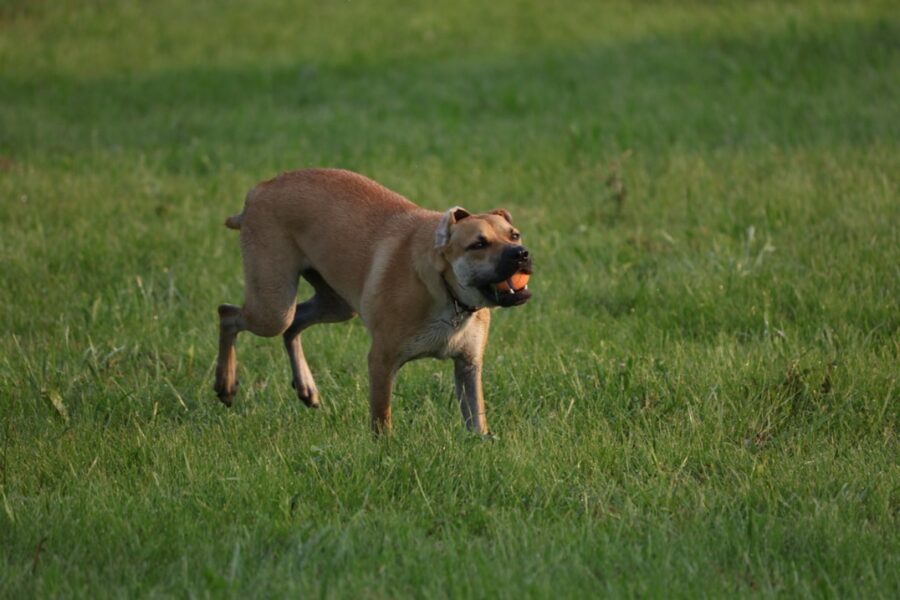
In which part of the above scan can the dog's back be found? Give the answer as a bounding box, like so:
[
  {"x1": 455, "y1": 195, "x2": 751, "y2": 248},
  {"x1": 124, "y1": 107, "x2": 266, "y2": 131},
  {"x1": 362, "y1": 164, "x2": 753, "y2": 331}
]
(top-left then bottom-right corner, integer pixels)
[{"x1": 227, "y1": 169, "x2": 417, "y2": 230}]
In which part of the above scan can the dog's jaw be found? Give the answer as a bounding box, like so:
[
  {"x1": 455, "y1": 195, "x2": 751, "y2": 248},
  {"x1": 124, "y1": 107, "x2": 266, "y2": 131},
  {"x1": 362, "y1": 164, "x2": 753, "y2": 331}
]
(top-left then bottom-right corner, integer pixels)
[
  {"x1": 448, "y1": 258, "x2": 495, "y2": 309},
  {"x1": 479, "y1": 282, "x2": 532, "y2": 307},
  {"x1": 448, "y1": 260, "x2": 533, "y2": 309}
]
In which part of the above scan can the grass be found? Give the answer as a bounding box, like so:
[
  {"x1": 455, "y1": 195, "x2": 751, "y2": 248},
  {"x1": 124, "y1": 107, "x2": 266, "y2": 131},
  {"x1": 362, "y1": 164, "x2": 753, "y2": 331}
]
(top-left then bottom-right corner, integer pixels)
[{"x1": 1, "y1": 0, "x2": 898, "y2": 597}]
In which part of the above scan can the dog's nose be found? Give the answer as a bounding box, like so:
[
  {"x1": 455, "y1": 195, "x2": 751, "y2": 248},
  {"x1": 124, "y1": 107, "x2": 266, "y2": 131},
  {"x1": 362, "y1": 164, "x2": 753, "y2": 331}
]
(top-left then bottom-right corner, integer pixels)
[
  {"x1": 503, "y1": 245, "x2": 532, "y2": 269},
  {"x1": 513, "y1": 246, "x2": 531, "y2": 267}
]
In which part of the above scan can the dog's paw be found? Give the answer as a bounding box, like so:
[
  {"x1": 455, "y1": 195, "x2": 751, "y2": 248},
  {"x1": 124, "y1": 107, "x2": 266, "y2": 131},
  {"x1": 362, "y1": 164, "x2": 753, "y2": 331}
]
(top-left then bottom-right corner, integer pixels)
[
  {"x1": 291, "y1": 379, "x2": 320, "y2": 409},
  {"x1": 473, "y1": 431, "x2": 498, "y2": 442},
  {"x1": 214, "y1": 379, "x2": 239, "y2": 407}
]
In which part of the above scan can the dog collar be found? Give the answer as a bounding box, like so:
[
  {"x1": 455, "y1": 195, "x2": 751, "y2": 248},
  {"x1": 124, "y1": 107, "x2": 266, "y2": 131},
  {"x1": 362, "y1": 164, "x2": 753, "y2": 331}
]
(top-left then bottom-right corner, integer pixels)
[{"x1": 441, "y1": 275, "x2": 479, "y2": 323}]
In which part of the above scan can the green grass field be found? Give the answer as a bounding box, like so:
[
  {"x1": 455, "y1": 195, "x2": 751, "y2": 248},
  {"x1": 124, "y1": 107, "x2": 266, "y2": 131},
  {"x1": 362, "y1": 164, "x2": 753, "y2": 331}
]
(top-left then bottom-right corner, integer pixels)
[{"x1": 1, "y1": 0, "x2": 898, "y2": 596}]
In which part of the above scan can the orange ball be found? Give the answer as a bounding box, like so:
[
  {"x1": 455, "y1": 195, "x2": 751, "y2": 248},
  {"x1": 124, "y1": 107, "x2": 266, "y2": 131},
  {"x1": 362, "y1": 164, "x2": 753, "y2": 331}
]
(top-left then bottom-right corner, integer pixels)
[{"x1": 495, "y1": 272, "x2": 530, "y2": 292}]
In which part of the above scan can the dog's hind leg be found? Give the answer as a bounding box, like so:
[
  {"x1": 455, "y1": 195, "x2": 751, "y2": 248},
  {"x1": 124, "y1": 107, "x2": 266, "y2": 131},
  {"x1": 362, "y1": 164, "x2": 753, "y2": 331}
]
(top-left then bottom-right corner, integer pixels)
[
  {"x1": 283, "y1": 269, "x2": 356, "y2": 407},
  {"x1": 215, "y1": 304, "x2": 245, "y2": 406},
  {"x1": 216, "y1": 223, "x2": 304, "y2": 406}
]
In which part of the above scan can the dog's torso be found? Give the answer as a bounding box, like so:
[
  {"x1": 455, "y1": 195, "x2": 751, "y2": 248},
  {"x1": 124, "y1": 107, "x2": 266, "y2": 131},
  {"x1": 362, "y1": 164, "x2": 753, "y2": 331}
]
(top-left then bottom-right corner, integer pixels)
[
  {"x1": 395, "y1": 309, "x2": 490, "y2": 365},
  {"x1": 235, "y1": 169, "x2": 486, "y2": 361}
]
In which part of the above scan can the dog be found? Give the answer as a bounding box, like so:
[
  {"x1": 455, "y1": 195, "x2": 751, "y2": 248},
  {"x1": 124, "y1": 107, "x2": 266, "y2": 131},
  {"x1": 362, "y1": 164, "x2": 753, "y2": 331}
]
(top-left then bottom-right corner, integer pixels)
[{"x1": 214, "y1": 169, "x2": 533, "y2": 434}]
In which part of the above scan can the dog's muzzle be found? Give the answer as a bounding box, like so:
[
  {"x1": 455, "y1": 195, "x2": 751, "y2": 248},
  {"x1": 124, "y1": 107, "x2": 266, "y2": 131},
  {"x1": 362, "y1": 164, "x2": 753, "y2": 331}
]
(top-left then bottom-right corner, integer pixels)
[{"x1": 478, "y1": 245, "x2": 533, "y2": 307}]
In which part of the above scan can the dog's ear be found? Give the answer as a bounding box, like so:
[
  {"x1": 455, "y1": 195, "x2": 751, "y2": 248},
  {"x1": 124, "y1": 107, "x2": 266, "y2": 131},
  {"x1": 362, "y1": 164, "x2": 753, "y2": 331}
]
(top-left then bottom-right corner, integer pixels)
[
  {"x1": 435, "y1": 206, "x2": 472, "y2": 248},
  {"x1": 490, "y1": 208, "x2": 512, "y2": 224}
]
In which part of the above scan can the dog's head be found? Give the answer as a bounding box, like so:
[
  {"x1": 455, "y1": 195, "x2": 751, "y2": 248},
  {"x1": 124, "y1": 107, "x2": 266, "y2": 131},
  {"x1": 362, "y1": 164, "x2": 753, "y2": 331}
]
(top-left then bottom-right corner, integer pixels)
[{"x1": 434, "y1": 207, "x2": 533, "y2": 308}]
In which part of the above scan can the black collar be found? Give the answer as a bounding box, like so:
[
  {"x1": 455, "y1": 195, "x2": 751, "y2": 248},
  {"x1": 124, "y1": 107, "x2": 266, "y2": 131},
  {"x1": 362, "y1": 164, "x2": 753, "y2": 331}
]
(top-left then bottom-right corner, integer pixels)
[{"x1": 442, "y1": 275, "x2": 479, "y2": 321}]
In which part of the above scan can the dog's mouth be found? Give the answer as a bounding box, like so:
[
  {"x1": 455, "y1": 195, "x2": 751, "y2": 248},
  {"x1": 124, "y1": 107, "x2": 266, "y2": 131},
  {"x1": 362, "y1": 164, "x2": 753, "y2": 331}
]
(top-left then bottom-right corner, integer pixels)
[{"x1": 478, "y1": 271, "x2": 532, "y2": 308}]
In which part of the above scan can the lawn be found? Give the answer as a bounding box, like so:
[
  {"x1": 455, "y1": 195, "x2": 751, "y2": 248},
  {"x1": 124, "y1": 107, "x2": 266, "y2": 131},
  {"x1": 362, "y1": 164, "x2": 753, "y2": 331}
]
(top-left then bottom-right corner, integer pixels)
[{"x1": 1, "y1": 0, "x2": 898, "y2": 597}]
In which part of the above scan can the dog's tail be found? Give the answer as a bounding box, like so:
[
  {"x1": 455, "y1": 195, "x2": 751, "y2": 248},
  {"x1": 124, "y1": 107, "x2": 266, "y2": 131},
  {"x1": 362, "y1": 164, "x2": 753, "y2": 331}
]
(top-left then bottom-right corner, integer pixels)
[
  {"x1": 225, "y1": 213, "x2": 243, "y2": 230},
  {"x1": 225, "y1": 184, "x2": 260, "y2": 230}
]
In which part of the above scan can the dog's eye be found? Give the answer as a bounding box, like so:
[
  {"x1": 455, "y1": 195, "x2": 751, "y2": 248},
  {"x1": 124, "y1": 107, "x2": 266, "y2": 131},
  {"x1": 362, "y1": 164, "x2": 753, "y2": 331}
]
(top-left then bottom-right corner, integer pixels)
[
  {"x1": 510, "y1": 231, "x2": 521, "y2": 241},
  {"x1": 467, "y1": 238, "x2": 489, "y2": 251}
]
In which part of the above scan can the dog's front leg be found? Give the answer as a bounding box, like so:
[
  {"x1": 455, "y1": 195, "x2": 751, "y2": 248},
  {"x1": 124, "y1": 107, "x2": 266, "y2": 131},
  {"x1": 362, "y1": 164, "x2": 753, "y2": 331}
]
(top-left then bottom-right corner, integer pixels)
[
  {"x1": 454, "y1": 358, "x2": 490, "y2": 435},
  {"x1": 368, "y1": 347, "x2": 396, "y2": 434}
]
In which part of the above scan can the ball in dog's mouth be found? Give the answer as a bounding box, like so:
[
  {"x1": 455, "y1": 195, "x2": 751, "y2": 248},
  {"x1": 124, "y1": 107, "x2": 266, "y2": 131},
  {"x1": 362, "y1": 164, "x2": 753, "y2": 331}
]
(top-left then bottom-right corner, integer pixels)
[
  {"x1": 481, "y1": 272, "x2": 531, "y2": 307},
  {"x1": 493, "y1": 272, "x2": 530, "y2": 294}
]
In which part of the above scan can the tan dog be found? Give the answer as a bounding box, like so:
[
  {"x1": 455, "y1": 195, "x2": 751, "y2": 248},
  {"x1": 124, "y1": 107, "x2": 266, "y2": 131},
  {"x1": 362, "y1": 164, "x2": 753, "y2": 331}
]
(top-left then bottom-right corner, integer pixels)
[{"x1": 214, "y1": 169, "x2": 533, "y2": 434}]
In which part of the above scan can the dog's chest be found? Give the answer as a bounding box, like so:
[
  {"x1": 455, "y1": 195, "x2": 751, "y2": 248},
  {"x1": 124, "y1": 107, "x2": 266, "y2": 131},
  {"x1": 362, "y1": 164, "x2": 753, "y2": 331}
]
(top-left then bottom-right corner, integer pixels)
[{"x1": 398, "y1": 310, "x2": 480, "y2": 364}]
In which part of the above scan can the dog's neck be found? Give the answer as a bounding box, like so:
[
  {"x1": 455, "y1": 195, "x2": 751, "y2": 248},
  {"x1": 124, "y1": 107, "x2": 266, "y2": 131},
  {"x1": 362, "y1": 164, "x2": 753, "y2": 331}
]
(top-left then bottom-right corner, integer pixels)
[{"x1": 441, "y1": 275, "x2": 480, "y2": 325}]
